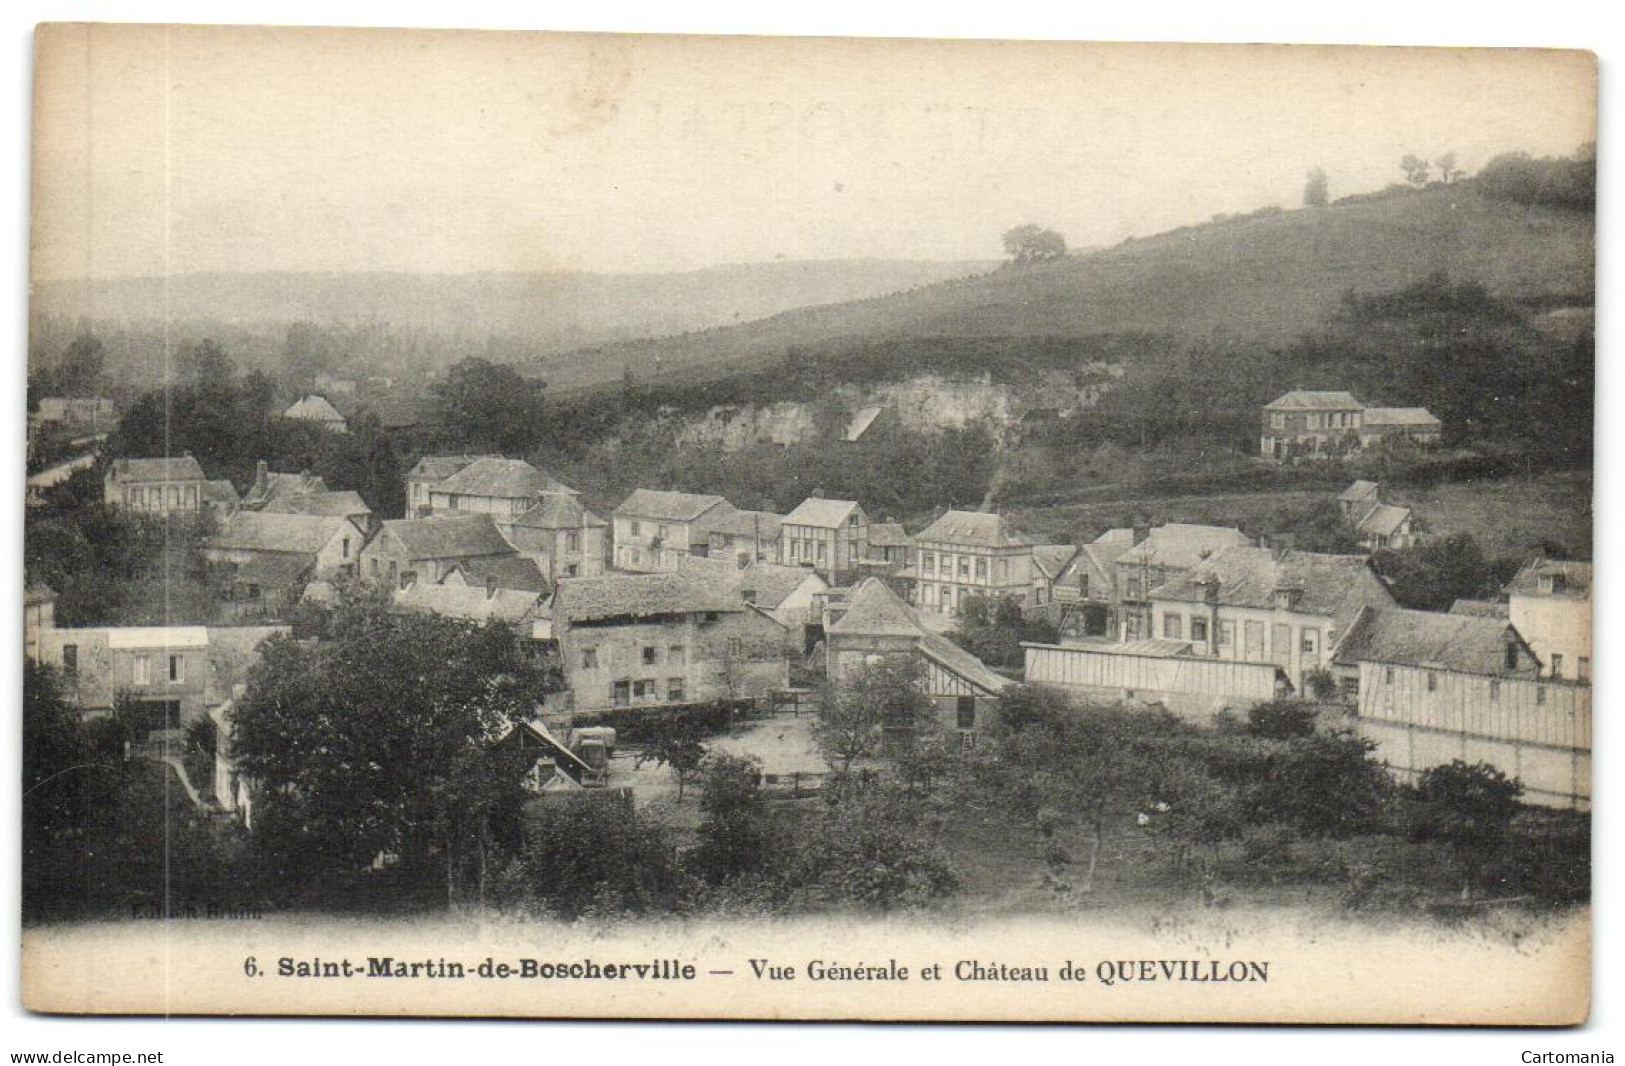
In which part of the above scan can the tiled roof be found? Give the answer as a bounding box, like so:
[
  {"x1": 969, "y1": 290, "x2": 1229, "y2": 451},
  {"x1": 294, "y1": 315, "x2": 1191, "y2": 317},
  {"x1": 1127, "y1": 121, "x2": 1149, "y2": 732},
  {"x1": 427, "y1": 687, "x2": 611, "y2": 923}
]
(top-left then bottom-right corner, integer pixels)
[
  {"x1": 614, "y1": 488, "x2": 733, "y2": 523},
  {"x1": 376, "y1": 514, "x2": 516, "y2": 561},
  {"x1": 446, "y1": 555, "x2": 549, "y2": 594},
  {"x1": 108, "y1": 456, "x2": 205, "y2": 483},
  {"x1": 739, "y1": 562, "x2": 827, "y2": 609},
  {"x1": 696, "y1": 507, "x2": 783, "y2": 540},
  {"x1": 1032, "y1": 544, "x2": 1080, "y2": 581},
  {"x1": 202, "y1": 479, "x2": 241, "y2": 505},
  {"x1": 207, "y1": 512, "x2": 354, "y2": 555},
  {"x1": 1504, "y1": 557, "x2": 1593, "y2": 599},
  {"x1": 433, "y1": 457, "x2": 577, "y2": 499},
  {"x1": 1450, "y1": 598, "x2": 1509, "y2": 618},
  {"x1": 1355, "y1": 504, "x2": 1412, "y2": 538},
  {"x1": 915, "y1": 510, "x2": 1032, "y2": 548},
  {"x1": 284, "y1": 394, "x2": 347, "y2": 423},
  {"x1": 260, "y1": 490, "x2": 372, "y2": 519},
  {"x1": 1116, "y1": 523, "x2": 1251, "y2": 571},
  {"x1": 393, "y1": 582, "x2": 541, "y2": 624},
  {"x1": 228, "y1": 553, "x2": 316, "y2": 587},
  {"x1": 1152, "y1": 546, "x2": 1393, "y2": 627},
  {"x1": 782, "y1": 497, "x2": 862, "y2": 528},
  {"x1": 1332, "y1": 605, "x2": 1536, "y2": 676},
  {"x1": 830, "y1": 579, "x2": 1009, "y2": 693},
  {"x1": 1339, "y1": 480, "x2": 1380, "y2": 503},
  {"x1": 554, "y1": 569, "x2": 746, "y2": 624},
  {"x1": 244, "y1": 470, "x2": 328, "y2": 506},
  {"x1": 866, "y1": 522, "x2": 915, "y2": 549},
  {"x1": 510, "y1": 493, "x2": 607, "y2": 530},
  {"x1": 407, "y1": 454, "x2": 497, "y2": 482},
  {"x1": 1264, "y1": 390, "x2": 1364, "y2": 410},
  {"x1": 1363, "y1": 407, "x2": 1441, "y2": 427}
]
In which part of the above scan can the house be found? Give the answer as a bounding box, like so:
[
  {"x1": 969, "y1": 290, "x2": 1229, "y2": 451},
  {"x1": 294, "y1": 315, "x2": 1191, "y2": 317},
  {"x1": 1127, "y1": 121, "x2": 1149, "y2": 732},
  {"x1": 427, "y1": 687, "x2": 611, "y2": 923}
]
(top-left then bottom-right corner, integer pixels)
[
  {"x1": 426, "y1": 457, "x2": 578, "y2": 520},
  {"x1": 1145, "y1": 545, "x2": 1395, "y2": 690},
  {"x1": 1337, "y1": 480, "x2": 1381, "y2": 520},
  {"x1": 1337, "y1": 481, "x2": 1422, "y2": 551},
  {"x1": 1505, "y1": 557, "x2": 1592, "y2": 682},
  {"x1": 779, "y1": 498, "x2": 870, "y2": 584},
  {"x1": 1330, "y1": 605, "x2": 1585, "y2": 810},
  {"x1": 612, "y1": 489, "x2": 735, "y2": 573},
  {"x1": 737, "y1": 561, "x2": 831, "y2": 652},
  {"x1": 260, "y1": 489, "x2": 377, "y2": 536},
  {"x1": 692, "y1": 507, "x2": 782, "y2": 569},
  {"x1": 31, "y1": 623, "x2": 289, "y2": 729},
  {"x1": 283, "y1": 394, "x2": 349, "y2": 432},
  {"x1": 825, "y1": 577, "x2": 1010, "y2": 746},
  {"x1": 1115, "y1": 523, "x2": 1253, "y2": 641},
  {"x1": 392, "y1": 576, "x2": 543, "y2": 626},
  {"x1": 358, "y1": 513, "x2": 520, "y2": 591},
  {"x1": 240, "y1": 461, "x2": 329, "y2": 510},
  {"x1": 440, "y1": 555, "x2": 550, "y2": 594},
  {"x1": 1030, "y1": 544, "x2": 1080, "y2": 607},
  {"x1": 1260, "y1": 390, "x2": 1366, "y2": 458},
  {"x1": 25, "y1": 583, "x2": 57, "y2": 661},
  {"x1": 551, "y1": 569, "x2": 789, "y2": 713},
  {"x1": 103, "y1": 456, "x2": 207, "y2": 516},
  {"x1": 204, "y1": 512, "x2": 364, "y2": 610},
  {"x1": 863, "y1": 522, "x2": 915, "y2": 570},
  {"x1": 31, "y1": 396, "x2": 117, "y2": 436},
  {"x1": 404, "y1": 454, "x2": 499, "y2": 517},
  {"x1": 503, "y1": 494, "x2": 608, "y2": 582},
  {"x1": 1359, "y1": 408, "x2": 1443, "y2": 448},
  {"x1": 1052, "y1": 528, "x2": 1136, "y2": 637}
]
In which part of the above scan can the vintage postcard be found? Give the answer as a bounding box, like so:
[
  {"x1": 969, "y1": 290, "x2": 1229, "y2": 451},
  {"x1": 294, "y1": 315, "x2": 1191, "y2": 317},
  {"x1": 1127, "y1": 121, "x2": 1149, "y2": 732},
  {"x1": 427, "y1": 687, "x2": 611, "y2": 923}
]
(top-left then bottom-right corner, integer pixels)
[{"x1": 22, "y1": 25, "x2": 1594, "y2": 1022}]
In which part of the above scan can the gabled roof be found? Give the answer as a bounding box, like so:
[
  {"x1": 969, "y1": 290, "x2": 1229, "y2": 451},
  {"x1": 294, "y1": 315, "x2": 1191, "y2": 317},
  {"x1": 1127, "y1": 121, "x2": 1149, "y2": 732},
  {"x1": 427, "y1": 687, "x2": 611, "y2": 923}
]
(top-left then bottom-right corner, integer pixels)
[
  {"x1": 260, "y1": 490, "x2": 372, "y2": 520},
  {"x1": 1116, "y1": 523, "x2": 1251, "y2": 572},
  {"x1": 202, "y1": 479, "x2": 240, "y2": 505},
  {"x1": 696, "y1": 507, "x2": 783, "y2": 540},
  {"x1": 915, "y1": 510, "x2": 1032, "y2": 548},
  {"x1": 227, "y1": 553, "x2": 316, "y2": 588},
  {"x1": 1060, "y1": 542, "x2": 1124, "y2": 596},
  {"x1": 1264, "y1": 390, "x2": 1364, "y2": 410},
  {"x1": 284, "y1": 394, "x2": 347, "y2": 423},
  {"x1": 554, "y1": 569, "x2": 746, "y2": 624},
  {"x1": 1363, "y1": 407, "x2": 1441, "y2": 427},
  {"x1": 244, "y1": 470, "x2": 328, "y2": 506},
  {"x1": 433, "y1": 457, "x2": 577, "y2": 499},
  {"x1": 866, "y1": 522, "x2": 915, "y2": 549},
  {"x1": 407, "y1": 454, "x2": 498, "y2": 482},
  {"x1": 1450, "y1": 598, "x2": 1509, "y2": 619},
  {"x1": 107, "y1": 456, "x2": 205, "y2": 483},
  {"x1": 444, "y1": 554, "x2": 549, "y2": 594},
  {"x1": 614, "y1": 488, "x2": 733, "y2": 523},
  {"x1": 1504, "y1": 557, "x2": 1593, "y2": 599},
  {"x1": 393, "y1": 581, "x2": 541, "y2": 624},
  {"x1": 739, "y1": 562, "x2": 828, "y2": 610},
  {"x1": 1152, "y1": 546, "x2": 1393, "y2": 628},
  {"x1": 510, "y1": 493, "x2": 607, "y2": 530},
  {"x1": 1032, "y1": 544, "x2": 1080, "y2": 581},
  {"x1": 1356, "y1": 504, "x2": 1412, "y2": 539},
  {"x1": 782, "y1": 497, "x2": 863, "y2": 528},
  {"x1": 374, "y1": 513, "x2": 516, "y2": 561},
  {"x1": 207, "y1": 512, "x2": 355, "y2": 555},
  {"x1": 1332, "y1": 605, "x2": 1536, "y2": 676},
  {"x1": 1339, "y1": 480, "x2": 1380, "y2": 503},
  {"x1": 829, "y1": 578, "x2": 1009, "y2": 694}
]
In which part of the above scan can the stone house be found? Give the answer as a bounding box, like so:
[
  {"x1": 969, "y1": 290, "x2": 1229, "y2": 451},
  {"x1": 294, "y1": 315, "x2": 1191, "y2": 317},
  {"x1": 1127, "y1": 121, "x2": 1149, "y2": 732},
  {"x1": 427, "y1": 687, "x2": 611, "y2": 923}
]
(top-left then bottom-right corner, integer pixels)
[
  {"x1": 612, "y1": 489, "x2": 735, "y2": 573},
  {"x1": 503, "y1": 494, "x2": 608, "y2": 582},
  {"x1": 103, "y1": 456, "x2": 207, "y2": 516},
  {"x1": 204, "y1": 512, "x2": 365, "y2": 612},
  {"x1": 1260, "y1": 390, "x2": 1366, "y2": 458},
  {"x1": 359, "y1": 513, "x2": 519, "y2": 591},
  {"x1": 693, "y1": 507, "x2": 783, "y2": 569}
]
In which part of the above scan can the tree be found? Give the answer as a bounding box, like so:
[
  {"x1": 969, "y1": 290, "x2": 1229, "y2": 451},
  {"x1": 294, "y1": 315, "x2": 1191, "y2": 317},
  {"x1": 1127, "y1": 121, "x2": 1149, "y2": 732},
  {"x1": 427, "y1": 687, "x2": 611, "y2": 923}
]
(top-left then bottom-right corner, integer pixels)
[
  {"x1": 781, "y1": 786, "x2": 958, "y2": 910},
  {"x1": 433, "y1": 357, "x2": 549, "y2": 454},
  {"x1": 1245, "y1": 698, "x2": 1318, "y2": 739},
  {"x1": 1400, "y1": 154, "x2": 1431, "y2": 187},
  {"x1": 1411, "y1": 760, "x2": 1523, "y2": 899},
  {"x1": 1001, "y1": 224, "x2": 1067, "y2": 265},
  {"x1": 1303, "y1": 167, "x2": 1329, "y2": 207},
  {"x1": 816, "y1": 655, "x2": 933, "y2": 774},
  {"x1": 634, "y1": 716, "x2": 708, "y2": 802},
  {"x1": 231, "y1": 590, "x2": 554, "y2": 906},
  {"x1": 500, "y1": 798, "x2": 683, "y2": 918},
  {"x1": 691, "y1": 752, "x2": 773, "y2": 885},
  {"x1": 1371, "y1": 533, "x2": 1503, "y2": 611},
  {"x1": 177, "y1": 338, "x2": 236, "y2": 391},
  {"x1": 1436, "y1": 151, "x2": 1464, "y2": 184}
]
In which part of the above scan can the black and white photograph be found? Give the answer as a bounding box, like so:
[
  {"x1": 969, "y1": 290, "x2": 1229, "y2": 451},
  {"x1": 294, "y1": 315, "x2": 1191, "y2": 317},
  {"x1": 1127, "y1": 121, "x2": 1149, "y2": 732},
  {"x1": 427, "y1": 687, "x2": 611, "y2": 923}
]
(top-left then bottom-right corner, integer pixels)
[{"x1": 16, "y1": 19, "x2": 1597, "y2": 1030}]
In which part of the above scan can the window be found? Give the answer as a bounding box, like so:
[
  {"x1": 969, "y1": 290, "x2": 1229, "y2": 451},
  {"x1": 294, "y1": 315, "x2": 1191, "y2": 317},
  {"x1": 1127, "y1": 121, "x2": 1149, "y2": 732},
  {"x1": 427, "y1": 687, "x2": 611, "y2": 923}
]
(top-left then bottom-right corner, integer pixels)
[
  {"x1": 1218, "y1": 620, "x2": 1234, "y2": 647},
  {"x1": 848, "y1": 514, "x2": 859, "y2": 527},
  {"x1": 816, "y1": 541, "x2": 827, "y2": 563},
  {"x1": 1270, "y1": 413, "x2": 1285, "y2": 430},
  {"x1": 1489, "y1": 680, "x2": 1501, "y2": 701},
  {"x1": 1384, "y1": 666, "x2": 1394, "y2": 685},
  {"x1": 168, "y1": 485, "x2": 180, "y2": 508},
  {"x1": 727, "y1": 638, "x2": 743, "y2": 658},
  {"x1": 1191, "y1": 617, "x2": 1209, "y2": 643},
  {"x1": 169, "y1": 654, "x2": 184, "y2": 683},
  {"x1": 1536, "y1": 686, "x2": 1548, "y2": 705},
  {"x1": 581, "y1": 648, "x2": 598, "y2": 671},
  {"x1": 998, "y1": 558, "x2": 1009, "y2": 580},
  {"x1": 630, "y1": 520, "x2": 641, "y2": 537},
  {"x1": 669, "y1": 644, "x2": 686, "y2": 664},
  {"x1": 658, "y1": 524, "x2": 670, "y2": 540},
  {"x1": 1550, "y1": 653, "x2": 1564, "y2": 678},
  {"x1": 923, "y1": 552, "x2": 935, "y2": 573},
  {"x1": 400, "y1": 570, "x2": 415, "y2": 589},
  {"x1": 1301, "y1": 631, "x2": 1319, "y2": 656},
  {"x1": 975, "y1": 558, "x2": 988, "y2": 581},
  {"x1": 61, "y1": 644, "x2": 77, "y2": 676},
  {"x1": 612, "y1": 680, "x2": 630, "y2": 706},
  {"x1": 1125, "y1": 578, "x2": 1142, "y2": 599},
  {"x1": 565, "y1": 564, "x2": 579, "y2": 578},
  {"x1": 633, "y1": 679, "x2": 656, "y2": 699},
  {"x1": 185, "y1": 485, "x2": 197, "y2": 506},
  {"x1": 941, "y1": 587, "x2": 953, "y2": 612},
  {"x1": 1579, "y1": 656, "x2": 1591, "y2": 681},
  {"x1": 134, "y1": 655, "x2": 151, "y2": 685},
  {"x1": 642, "y1": 646, "x2": 658, "y2": 665},
  {"x1": 567, "y1": 531, "x2": 580, "y2": 552},
  {"x1": 1426, "y1": 672, "x2": 1438, "y2": 693},
  {"x1": 1079, "y1": 574, "x2": 1090, "y2": 598},
  {"x1": 1162, "y1": 613, "x2": 1182, "y2": 640},
  {"x1": 342, "y1": 536, "x2": 351, "y2": 559},
  {"x1": 1340, "y1": 676, "x2": 1359, "y2": 703},
  {"x1": 956, "y1": 696, "x2": 976, "y2": 731},
  {"x1": 1504, "y1": 643, "x2": 1519, "y2": 672},
  {"x1": 958, "y1": 557, "x2": 971, "y2": 578},
  {"x1": 667, "y1": 678, "x2": 685, "y2": 702}
]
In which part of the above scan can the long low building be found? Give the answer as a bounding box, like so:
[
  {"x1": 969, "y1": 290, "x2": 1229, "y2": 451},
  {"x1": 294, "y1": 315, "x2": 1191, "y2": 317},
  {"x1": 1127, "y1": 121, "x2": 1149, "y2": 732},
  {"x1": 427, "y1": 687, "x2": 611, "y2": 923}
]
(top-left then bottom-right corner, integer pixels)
[{"x1": 1022, "y1": 639, "x2": 1292, "y2": 721}]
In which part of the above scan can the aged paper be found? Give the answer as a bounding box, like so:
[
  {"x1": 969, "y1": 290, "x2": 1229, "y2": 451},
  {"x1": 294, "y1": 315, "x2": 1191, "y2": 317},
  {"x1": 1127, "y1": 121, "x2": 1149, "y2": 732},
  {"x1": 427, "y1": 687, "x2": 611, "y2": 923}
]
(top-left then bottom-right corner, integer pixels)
[{"x1": 23, "y1": 24, "x2": 1594, "y2": 1022}]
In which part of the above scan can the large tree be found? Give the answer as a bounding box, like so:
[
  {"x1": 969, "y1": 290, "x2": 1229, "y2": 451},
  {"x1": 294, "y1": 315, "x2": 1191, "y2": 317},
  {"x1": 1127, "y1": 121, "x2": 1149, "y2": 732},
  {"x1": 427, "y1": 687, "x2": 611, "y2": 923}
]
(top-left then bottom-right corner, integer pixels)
[
  {"x1": 230, "y1": 589, "x2": 556, "y2": 906},
  {"x1": 432, "y1": 357, "x2": 548, "y2": 454},
  {"x1": 816, "y1": 655, "x2": 936, "y2": 775},
  {"x1": 1001, "y1": 224, "x2": 1068, "y2": 265}
]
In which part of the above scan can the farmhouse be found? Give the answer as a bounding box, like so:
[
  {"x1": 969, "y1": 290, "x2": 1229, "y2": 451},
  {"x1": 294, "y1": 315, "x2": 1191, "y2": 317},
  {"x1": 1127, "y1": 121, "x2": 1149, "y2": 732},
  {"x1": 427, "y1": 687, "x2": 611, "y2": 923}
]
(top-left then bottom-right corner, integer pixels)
[
  {"x1": 612, "y1": 489, "x2": 735, "y2": 573},
  {"x1": 104, "y1": 456, "x2": 207, "y2": 516},
  {"x1": 359, "y1": 513, "x2": 519, "y2": 591}
]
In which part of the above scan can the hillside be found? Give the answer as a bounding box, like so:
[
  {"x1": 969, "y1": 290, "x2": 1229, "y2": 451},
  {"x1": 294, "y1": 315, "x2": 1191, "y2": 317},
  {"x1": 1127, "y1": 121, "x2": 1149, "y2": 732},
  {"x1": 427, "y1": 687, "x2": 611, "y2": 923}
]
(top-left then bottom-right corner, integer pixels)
[
  {"x1": 30, "y1": 259, "x2": 992, "y2": 360},
  {"x1": 566, "y1": 186, "x2": 1593, "y2": 390}
]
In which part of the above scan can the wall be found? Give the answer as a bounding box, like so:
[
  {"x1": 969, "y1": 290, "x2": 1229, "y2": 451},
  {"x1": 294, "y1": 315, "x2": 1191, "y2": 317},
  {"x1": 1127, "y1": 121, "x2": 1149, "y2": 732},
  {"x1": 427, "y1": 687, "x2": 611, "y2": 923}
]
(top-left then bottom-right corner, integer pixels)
[
  {"x1": 1023, "y1": 642, "x2": 1286, "y2": 723},
  {"x1": 613, "y1": 516, "x2": 693, "y2": 572},
  {"x1": 1509, "y1": 593, "x2": 1591, "y2": 680},
  {"x1": 560, "y1": 609, "x2": 787, "y2": 713}
]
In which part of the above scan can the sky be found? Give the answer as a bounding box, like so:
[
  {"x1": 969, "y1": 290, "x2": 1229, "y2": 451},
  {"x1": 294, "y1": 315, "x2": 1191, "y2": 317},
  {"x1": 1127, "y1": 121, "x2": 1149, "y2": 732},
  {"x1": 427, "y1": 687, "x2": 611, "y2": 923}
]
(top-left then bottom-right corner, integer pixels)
[{"x1": 31, "y1": 25, "x2": 1596, "y2": 280}]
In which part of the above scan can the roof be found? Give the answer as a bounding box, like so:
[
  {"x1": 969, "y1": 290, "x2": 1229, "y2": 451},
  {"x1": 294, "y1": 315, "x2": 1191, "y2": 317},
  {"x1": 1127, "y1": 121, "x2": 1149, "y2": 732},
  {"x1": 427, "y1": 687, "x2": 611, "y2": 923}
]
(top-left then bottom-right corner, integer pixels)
[
  {"x1": 1363, "y1": 407, "x2": 1441, "y2": 427},
  {"x1": 829, "y1": 578, "x2": 1009, "y2": 694},
  {"x1": 1339, "y1": 480, "x2": 1381, "y2": 503},
  {"x1": 1450, "y1": 598, "x2": 1509, "y2": 618},
  {"x1": 375, "y1": 513, "x2": 517, "y2": 561},
  {"x1": 1264, "y1": 390, "x2": 1364, "y2": 410},
  {"x1": 782, "y1": 497, "x2": 863, "y2": 528},
  {"x1": 1152, "y1": 546, "x2": 1393, "y2": 628},
  {"x1": 25, "y1": 583, "x2": 57, "y2": 606},
  {"x1": 207, "y1": 512, "x2": 355, "y2": 555},
  {"x1": 1355, "y1": 504, "x2": 1412, "y2": 538},
  {"x1": 739, "y1": 562, "x2": 828, "y2": 609},
  {"x1": 283, "y1": 394, "x2": 347, "y2": 423},
  {"x1": 244, "y1": 470, "x2": 329, "y2": 506},
  {"x1": 1032, "y1": 544, "x2": 1080, "y2": 581},
  {"x1": 866, "y1": 522, "x2": 915, "y2": 549},
  {"x1": 1095, "y1": 638, "x2": 1195, "y2": 658},
  {"x1": 842, "y1": 406, "x2": 887, "y2": 441},
  {"x1": 510, "y1": 493, "x2": 607, "y2": 530},
  {"x1": 614, "y1": 488, "x2": 733, "y2": 523},
  {"x1": 1116, "y1": 523, "x2": 1251, "y2": 572},
  {"x1": 107, "y1": 456, "x2": 205, "y2": 483},
  {"x1": 260, "y1": 490, "x2": 372, "y2": 519},
  {"x1": 696, "y1": 507, "x2": 782, "y2": 540},
  {"x1": 106, "y1": 626, "x2": 210, "y2": 650},
  {"x1": 554, "y1": 569, "x2": 747, "y2": 624},
  {"x1": 433, "y1": 457, "x2": 577, "y2": 499},
  {"x1": 1504, "y1": 557, "x2": 1593, "y2": 599},
  {"x1": 228, "y1": 553, "x2": 316, "y2": 588},
  {"x1": 393, "y1": 582, "x2": 541, "y2": 624},
  {"x1": 202, "y1": 479, "x2": 240, "y2": 505},
  {"x1": 1332, "y1": 605, "x2": 1534, "y2": 676},
  {"x1": 445, "y1": 554, "x2": 549, "y2": 594},
  {"x1": 407, "y1": 454, "x2": 497, "y2": 482},
  {"x1": 915, "y1": 510, "x2": 1032, "y2": 548}
]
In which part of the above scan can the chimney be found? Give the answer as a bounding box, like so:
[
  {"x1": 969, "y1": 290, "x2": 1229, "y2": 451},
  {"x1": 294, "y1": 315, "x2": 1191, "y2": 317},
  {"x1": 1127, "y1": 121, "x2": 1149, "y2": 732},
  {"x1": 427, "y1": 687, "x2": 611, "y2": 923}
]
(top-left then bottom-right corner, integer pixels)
[
  {"x1": 741, "y1": 586, "x2": 757, "y2": 605},
  {"x1": 1198, "y1": 575, "x2": 1220, "y2": 605},
  {"x1": 1132, "y1": 521, "x2": 1151, "y2": 546},
  {"x1": 253, "y1": 460, "x2": 268, "y2": 498}
]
